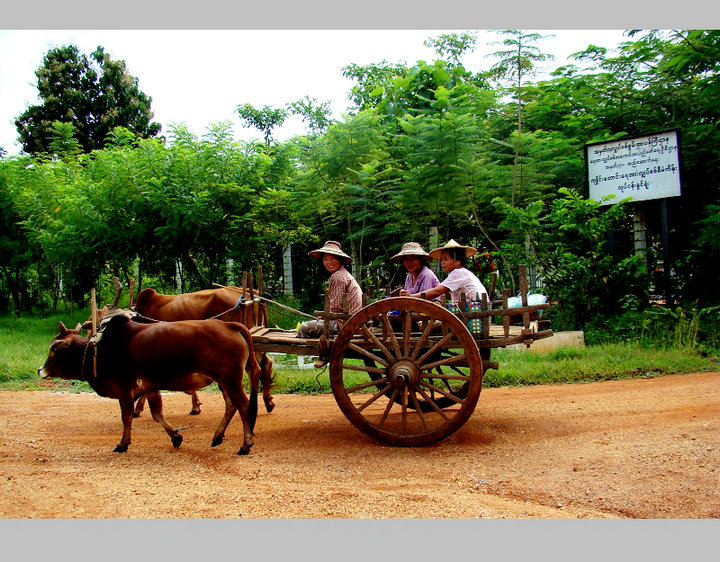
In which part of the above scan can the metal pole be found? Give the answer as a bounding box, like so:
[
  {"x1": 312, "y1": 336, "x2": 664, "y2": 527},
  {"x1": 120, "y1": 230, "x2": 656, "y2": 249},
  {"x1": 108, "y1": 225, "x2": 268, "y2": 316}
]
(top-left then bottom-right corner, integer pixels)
[{"x1": 660, "y1": 198, "x2": 672, "y2": 306}]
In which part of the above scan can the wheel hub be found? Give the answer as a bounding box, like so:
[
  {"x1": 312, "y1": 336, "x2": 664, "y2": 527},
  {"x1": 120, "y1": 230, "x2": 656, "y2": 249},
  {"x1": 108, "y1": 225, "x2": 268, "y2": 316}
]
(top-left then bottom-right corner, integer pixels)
[{"x1": 389, "y1": 360, "x2": 419, "y2": 391}]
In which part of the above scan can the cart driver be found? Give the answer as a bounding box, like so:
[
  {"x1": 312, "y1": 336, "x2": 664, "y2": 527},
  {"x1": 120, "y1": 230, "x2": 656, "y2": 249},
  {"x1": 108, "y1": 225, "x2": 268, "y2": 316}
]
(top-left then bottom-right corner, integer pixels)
[{"x1": 297, "y1": 240, "x2": 362, "y2": 338}]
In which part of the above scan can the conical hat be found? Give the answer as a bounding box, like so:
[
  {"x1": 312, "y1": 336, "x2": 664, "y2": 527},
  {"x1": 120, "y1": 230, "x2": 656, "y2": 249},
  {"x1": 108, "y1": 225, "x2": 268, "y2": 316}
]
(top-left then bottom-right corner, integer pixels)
[
  {"x1": 428, "y1": 239, "x2": 477, "y2": 260},
  {"x1": 308, "y1": 240, "x2": 353, "y2": 263},
  {"x1": 390, "y1": 242, "x2": 430, "y2": 263}
]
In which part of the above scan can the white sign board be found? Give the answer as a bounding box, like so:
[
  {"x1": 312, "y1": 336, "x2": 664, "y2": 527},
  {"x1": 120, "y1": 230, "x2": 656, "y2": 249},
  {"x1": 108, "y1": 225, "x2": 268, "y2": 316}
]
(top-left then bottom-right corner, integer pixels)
[{"x1": 586, "y1": 130, "x2": 682, "y2": 205}]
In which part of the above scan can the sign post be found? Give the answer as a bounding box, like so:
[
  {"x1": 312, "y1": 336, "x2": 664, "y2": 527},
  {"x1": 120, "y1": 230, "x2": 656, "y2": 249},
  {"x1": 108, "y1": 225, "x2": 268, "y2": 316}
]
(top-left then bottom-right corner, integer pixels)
[{"x1": 585, "y1": 130, "x2": 682, "y2": 305}]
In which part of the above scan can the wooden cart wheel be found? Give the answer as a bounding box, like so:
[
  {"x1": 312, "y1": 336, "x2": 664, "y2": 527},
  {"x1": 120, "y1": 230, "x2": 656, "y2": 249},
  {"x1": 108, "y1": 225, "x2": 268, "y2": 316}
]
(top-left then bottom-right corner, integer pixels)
[{"x1": 329, "y1": 297, "x2": 484, "y2": 446}]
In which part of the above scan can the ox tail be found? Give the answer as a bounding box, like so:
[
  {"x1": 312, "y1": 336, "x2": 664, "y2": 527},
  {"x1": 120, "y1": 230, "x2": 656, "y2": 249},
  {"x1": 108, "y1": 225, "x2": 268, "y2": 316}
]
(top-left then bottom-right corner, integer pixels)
[
  {"x1": 249, "y1": 346, "x2": 261, "y2": 432},
  {"x1": 249, "y1": 380, "x2": 258, "y2": 433},
  {"x1": 240, "y1": 324, "x2": 261, "y2": 433}
]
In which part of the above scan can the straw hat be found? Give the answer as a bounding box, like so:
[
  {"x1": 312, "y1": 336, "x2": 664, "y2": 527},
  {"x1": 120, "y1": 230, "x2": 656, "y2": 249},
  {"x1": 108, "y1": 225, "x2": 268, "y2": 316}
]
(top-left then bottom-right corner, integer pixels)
[
  {"x1": 428, "y1": 239, "x2": 477, "y2": 260},
  {"x1": 390, "y1": 242, "x2": 430, "y2": 263},
  {"x1": 308, "y1": 240, "x2": 353, "y2": 263}
]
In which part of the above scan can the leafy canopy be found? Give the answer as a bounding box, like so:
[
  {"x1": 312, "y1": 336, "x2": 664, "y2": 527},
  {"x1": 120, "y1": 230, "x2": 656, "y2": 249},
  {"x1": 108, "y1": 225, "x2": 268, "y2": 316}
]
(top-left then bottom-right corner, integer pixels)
[{"x1": 15, "y1": 45, "x2": 161, "y2": 155}]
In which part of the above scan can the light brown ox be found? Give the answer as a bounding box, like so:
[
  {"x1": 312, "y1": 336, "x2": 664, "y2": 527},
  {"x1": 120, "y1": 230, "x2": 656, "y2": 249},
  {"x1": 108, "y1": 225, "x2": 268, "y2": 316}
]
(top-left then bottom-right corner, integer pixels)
[
  {"x1": 133, "y1": 287, "x2": 275, "y2": 416},
  {"x1": 39, "y1": 314, "x2": 261, "y2": 455}
]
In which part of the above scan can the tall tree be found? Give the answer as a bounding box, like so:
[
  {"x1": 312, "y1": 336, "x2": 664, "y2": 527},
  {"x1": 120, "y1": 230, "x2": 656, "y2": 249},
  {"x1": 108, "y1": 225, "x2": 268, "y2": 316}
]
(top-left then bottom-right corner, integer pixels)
[
  {"x1": 236, "y1": 103, "x2": 288, "y2": 146},
  {"x1": 424, "y1": 31, "x2": 477, "y2": 66},
  {"x1": 488, "y1": 30, "x2": 554, "y2": 207},
  {"x1": 14, "y1": 45, "x2": 161, "y2": 155}
]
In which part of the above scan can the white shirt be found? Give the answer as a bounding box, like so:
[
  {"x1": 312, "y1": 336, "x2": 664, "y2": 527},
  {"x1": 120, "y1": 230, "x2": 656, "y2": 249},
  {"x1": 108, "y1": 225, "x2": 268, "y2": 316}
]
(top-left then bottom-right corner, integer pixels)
[{"x1": 441, "y1": 267, "x2": 488, "y2": 303}]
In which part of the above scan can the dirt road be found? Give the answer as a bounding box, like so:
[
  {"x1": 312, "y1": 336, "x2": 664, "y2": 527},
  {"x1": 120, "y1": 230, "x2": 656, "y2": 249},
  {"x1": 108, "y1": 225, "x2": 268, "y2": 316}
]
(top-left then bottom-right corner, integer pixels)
[{"x1": 1, "y1": 371, "x2": 718, "y2": 519}]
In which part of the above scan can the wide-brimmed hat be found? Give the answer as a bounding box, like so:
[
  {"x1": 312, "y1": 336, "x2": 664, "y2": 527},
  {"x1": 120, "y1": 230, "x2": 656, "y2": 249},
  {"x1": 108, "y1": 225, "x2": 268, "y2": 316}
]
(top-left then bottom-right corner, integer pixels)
[
  {"x1": 428, "y1": 239, "x2": 477, "y2": 260},
  {"x1": 390, "y1": 242, "x2": 430, "y2": 263},
  {"x1": 308, "y1": 240, "x2": 353, "y2": 263}
]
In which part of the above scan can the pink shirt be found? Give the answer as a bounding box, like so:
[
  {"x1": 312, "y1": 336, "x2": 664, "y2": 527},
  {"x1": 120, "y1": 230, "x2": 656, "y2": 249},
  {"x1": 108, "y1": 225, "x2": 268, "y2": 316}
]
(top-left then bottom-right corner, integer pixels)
[{"x1": 404, "y1": 265, "x2": 440, "y2": 299}]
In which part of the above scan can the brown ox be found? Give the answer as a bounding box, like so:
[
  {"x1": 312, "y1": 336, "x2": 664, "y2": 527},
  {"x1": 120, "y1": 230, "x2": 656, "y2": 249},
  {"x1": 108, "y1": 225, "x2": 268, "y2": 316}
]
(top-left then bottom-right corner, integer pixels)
[
  {"x1": 132, "y1": 287, "x2": 275, "y2": 417},
  {"x1": 39, "y1": 314, "x2": 261, "y2": 455}
]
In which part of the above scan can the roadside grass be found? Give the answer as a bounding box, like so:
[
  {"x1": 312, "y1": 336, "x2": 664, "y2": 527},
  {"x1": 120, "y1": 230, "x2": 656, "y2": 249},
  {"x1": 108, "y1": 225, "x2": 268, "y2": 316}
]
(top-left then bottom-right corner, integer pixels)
[
  {"x1": 2, "y1": 312, "x2": 718, "y2": 395},
  {"x1": 0, "y1": 309, "x2": 94, "y2": 392}
]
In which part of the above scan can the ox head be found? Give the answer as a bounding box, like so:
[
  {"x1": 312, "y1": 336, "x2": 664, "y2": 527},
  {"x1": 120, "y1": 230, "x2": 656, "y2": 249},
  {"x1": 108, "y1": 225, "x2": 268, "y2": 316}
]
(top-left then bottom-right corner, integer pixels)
[{"x1": 38, "y1": 322, "x2": 89, "y2": 381}]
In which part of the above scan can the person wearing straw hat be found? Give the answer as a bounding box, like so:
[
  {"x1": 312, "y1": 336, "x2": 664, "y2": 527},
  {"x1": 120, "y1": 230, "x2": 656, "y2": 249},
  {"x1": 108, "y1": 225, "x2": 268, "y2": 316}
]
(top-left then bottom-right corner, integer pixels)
[
  {"x1": 297, "y1": 240, "x2": 362, "y2": 338},
  {"x1": 404, "y1": 239, "x2": 488, "y2": 304},
  {"x1": 393, "y1": 242, "x2": 439, "y2": 299}
]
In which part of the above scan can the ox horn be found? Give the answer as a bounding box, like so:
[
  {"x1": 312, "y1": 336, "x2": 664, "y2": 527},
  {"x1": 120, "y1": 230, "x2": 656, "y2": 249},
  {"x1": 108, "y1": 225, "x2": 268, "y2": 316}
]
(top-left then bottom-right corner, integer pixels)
[{"x1": 110, "y1": 276, "x2": 123, "y2": 309}]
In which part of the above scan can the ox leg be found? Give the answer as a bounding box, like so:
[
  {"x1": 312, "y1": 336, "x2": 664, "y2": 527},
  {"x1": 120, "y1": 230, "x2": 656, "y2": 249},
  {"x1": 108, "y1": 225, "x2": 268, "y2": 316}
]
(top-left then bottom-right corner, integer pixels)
[
  {"x1": 259, "y1": 352, "x2": 275, "y2": 413},
  {"x1": 210, "y1": 390, "x2": 237, "y2": 448},
  {"x1": 146, "y1": 392, "x2": 183, "y2": 449},
  {"x1": 115, "y1": 396, "x2": 135, "y2": 453},
  {"x1": 133, "y1": 395, "x2": 146, "y2": 418},
  {"x1": 188, "y1": 391, "x2": 202, "y2": 415},
  {"x1": 217, "y1": 380, "x2": 253, "y2": 455}
]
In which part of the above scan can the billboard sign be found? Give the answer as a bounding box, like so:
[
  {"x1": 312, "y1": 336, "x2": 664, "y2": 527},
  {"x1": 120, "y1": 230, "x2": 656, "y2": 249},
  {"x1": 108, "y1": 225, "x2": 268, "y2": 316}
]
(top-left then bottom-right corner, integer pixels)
[{"x1": 586, "y1": 130, "x2": 682, "y2": 205}]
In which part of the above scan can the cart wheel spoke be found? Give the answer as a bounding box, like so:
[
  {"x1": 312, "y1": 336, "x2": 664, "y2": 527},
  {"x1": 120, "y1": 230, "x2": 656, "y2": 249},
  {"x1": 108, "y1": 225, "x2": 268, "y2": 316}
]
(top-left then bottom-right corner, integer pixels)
[
  {"x1": 410, "y1": 318, "x2": 435, "y2": 361},
  {"x1": 356, "y1": 382, "x2": 395, "y2": 413},
  {"x1": 380, "y1": 312, "x2": 402, "y2": 358},
  {"x1": 420, "y1": 352, "x2": 467, "y2": 372},
  {"x1": 377, "y1": 388, "x2": 399, "y2": 428},
  {"x1": 348, "y1": 342, "x2": 393, "y2": 367},
  {"x1": 416, "y1": 387, "x2": 451, "y2": 421},
  {"x1": 408, "y1": 391, "x2": 429, "y2": 431},
  {"x1": 346, "y1": 376, "x2": 389, "y2": 393},
  {"x1": 359, "y1": 325, "x2": 394, "y2": 364},
  {"x1": 418, "y1": 379, "x2": 466, "y2": 406}
]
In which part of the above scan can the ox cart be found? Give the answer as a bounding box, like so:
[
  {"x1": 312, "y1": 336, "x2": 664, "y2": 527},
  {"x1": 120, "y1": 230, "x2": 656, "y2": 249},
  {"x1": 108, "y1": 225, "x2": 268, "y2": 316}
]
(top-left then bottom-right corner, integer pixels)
[{"x1": 242, "y1": 264, "x2": 553, "y2": 447}]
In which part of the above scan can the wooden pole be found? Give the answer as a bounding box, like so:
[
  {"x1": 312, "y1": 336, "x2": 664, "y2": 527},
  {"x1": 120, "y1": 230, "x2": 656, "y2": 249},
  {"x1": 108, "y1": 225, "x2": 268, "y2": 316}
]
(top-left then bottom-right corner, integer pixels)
[
  {"x1": 128, "y1": 278, "x2": 135, "y2": 309},
  {"x1": 90, "y1": 288, "x2": 98, "y2": 336}
]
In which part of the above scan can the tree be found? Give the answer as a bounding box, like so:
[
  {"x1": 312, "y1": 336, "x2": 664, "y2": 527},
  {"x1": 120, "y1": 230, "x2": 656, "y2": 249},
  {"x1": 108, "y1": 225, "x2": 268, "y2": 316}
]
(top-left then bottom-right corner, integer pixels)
[
  {"x1": 14, "y1": 45, "x2": 161, "y2": 155},
  {"x1": 424, "y1": 31, "x2": 477, "y2": 66},
  {"x1": 488, "y1": 30, "x2": 554, "y2": 207},
  {"x1": 288, "y1": 96, "x2": 333, "y2": 135},
  {"x1": 236, "y1": 103, "x2": 288, "y2": 146}
]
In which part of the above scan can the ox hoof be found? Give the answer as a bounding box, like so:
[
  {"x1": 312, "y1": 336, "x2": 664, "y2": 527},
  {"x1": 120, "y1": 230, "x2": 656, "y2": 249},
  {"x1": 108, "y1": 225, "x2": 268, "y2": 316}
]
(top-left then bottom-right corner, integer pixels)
[
  {"x1": 264, "y1": 402, "x2": 275, "y2": 414},
  {"x1": 132, "y1": 412, "x2": 141, "y2": 418},
  {"x1": 189, "y1": 410, "x2": 201, "y2": 416},
  {"x1": 113, "y1": 445, "x2": 128, "y2": 453},
  {"x1": 211, "y1": 435, "x2": 224, "y2": 447},
  {"x1": 237, "y1": 448, "x2": 250, "y2": 456},
  {"x1": 171, "y1": 434, "x2": 183, "y2": 448}
]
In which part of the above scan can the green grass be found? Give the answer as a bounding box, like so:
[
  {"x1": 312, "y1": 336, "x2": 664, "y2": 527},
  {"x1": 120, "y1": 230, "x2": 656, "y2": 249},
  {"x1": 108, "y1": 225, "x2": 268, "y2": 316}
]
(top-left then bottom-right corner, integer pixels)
[
  {"x1": 1, "y1": 309, "x2": 94, "y2": 391},
  {"x1": 3, "y1": 311, "x2": 718, "y2": 394}
]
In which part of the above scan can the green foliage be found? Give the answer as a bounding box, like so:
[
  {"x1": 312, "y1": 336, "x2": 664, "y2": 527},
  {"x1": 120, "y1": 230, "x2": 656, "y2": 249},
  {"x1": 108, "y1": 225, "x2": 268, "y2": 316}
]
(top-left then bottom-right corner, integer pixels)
[
  {"x1": 424, "y1": 31, "x2": 478, "y2": 66},
  {"x1": 3, "y1": 30, "x2": 720, "y2": 316},
  {"x1": 236, "y1": 103, "x2": 288, "y2": 146},
  {"x1": 288, "y1": 96, "x2": 333, "y2": 135},
  {"x1": 493, "y1": 188, "x2": 648, "y2": 330},
  {"x1": 14, "y1": 44, "x2": 161, "y2": 155}
]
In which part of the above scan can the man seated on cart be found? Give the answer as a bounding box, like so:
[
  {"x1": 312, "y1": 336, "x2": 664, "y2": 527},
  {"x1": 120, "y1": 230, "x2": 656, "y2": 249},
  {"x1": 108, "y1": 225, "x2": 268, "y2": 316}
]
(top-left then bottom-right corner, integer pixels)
[
  {"x1": 400, "y1": 239, "x2": 488, "y2": 305},
  {"x1": 297, "y1": 240, "x2": 362, "y2": 338}
]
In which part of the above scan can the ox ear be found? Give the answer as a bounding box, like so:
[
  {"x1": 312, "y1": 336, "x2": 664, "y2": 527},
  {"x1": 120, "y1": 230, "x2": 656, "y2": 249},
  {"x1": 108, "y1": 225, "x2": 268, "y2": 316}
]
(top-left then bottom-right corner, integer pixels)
[{"x1": 80, "y1": 320, "x2": 92, "y2": 331}]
